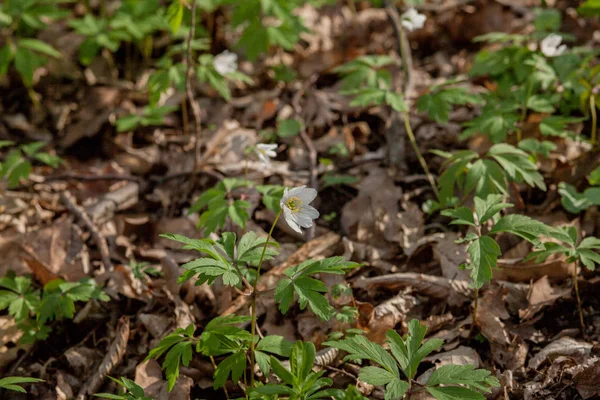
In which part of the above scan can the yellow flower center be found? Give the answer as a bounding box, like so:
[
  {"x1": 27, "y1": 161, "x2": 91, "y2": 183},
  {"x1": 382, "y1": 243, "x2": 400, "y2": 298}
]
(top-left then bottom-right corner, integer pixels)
[{"x1": 285, "y1": 196, "x2": 303, "y2": 213}]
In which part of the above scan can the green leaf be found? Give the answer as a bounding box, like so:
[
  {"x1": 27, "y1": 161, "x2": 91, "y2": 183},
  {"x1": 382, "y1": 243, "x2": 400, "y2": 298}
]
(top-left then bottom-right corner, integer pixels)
[
  {"x1": 467, "y1": 236, "x2": 501, "y2": 289},
  {"x1": 385, "y1": 91, "x2": 407, "y2": 112},
  {"x1": 14, "y1": 48, "x2": 44, "y2": 86},
  {"x1": 358, "y1": 366, "x2": 396, "y2": 386},
  {"x1": 166, "y1": 1, "x2": 184, "y2": 34},
  {"x1": 474, "y1": 194, "x2": 512, "y2": 225},
  {"x1": 426, "y1": 386, "x2": 485, "y2": 400},
  {"x1": 256, "y1": 335, "x2": 293, "y2": 357},
  {"x1": 427, "y1": 364, "x2": 499, "y2": 392},
  {"x1": 322, "y1": 174, "x2": 359, "y2": 188},
  {"x1": 213, "y1": 351, "x2": 246, "y2": 389},
  {"x1": 417, "y1": 87, "x2": 482, "y2": 123},
  {"x1": 277, "y1": 118, "x2": 302, "y2": 138},
  {"x1": 527, "y1": 95, "x2": 555, "y2": 113},
  {"x1": 0, "y1": 376, "x2": 44, "y2": 393},
  {"x1": 146, "y1": 326, "x2": 195, "y2": 391},
  {"x1": 17, "y1": 39, "x2": 61, "y2": 58},
  {"x1": 441, "y1": 207, "x2": 475, "y2": 227},
  {"x1": 228, "y1": 200, "x2": 250, "y2": 229},
  {"x1": 488, "y1": 143, "x2": 546, "y2": 191},
  {"x1": 558, "y1": 182, "x2": 600, "y2": 214},
  {"x1": 324, "y1": 335, "x2": 399, "y2": 377},
  {"x1": 293, "y1": 276, "x2": 333, "y2": 320},
  {"x1": 490, "y1": 214, "x2": 554, "y2": 244},
  {"x1": 384, "y1": 379, "x2": 409, "y2": 400},
  {"x1": 237, "y1": 231, "x2": 279, "y2": 264}
]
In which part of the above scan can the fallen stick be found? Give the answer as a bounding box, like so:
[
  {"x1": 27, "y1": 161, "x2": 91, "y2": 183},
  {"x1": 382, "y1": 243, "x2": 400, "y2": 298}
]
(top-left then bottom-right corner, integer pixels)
[
  {"x1": 76, "y1": 316, "x2": 130, "y2": 400},
  {"x1": 60, "y1": 191, "x2": 114, "y2": 271}
]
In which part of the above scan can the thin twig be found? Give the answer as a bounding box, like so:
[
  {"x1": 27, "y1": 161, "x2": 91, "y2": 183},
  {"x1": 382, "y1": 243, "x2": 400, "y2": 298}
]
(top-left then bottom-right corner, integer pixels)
[
  {"x1": 185, "y1": 0, "x2": 203, "y2": 173},
  {"x1": 60, "y1": 191, "x2": 114, "y2": 271}
]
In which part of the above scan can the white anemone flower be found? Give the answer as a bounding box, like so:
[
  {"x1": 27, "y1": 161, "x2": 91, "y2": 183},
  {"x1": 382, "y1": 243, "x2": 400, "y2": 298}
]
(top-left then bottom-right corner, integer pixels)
[
  {"x1": 540, "y1": 34, "x2": 567, "y2": 57},
  {"x1": 280, "y1": 186, "x2": 319, "y2": 234},
  {"x1": 401, "y1": 8, "x2": 426, "y2": 32},
  {"x1": 255, "y1": 143, "x2": 277, "y2": 167},
  {"x1": 213, "y1": 50, "x2": 238, "y2": 75}
]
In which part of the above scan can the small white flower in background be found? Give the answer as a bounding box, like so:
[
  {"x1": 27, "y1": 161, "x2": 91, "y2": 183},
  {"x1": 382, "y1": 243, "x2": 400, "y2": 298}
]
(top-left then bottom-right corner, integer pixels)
[
  {"x1": 540, "y1": 34, "x2": 567, "y2": 57},
  {"x1": 255, "y1": 143, "x2": 277, "y2": 167},
  {"x1": 213, "y1": 50, "x2": 238, "y2": 75},
  {"x1": 280, "y1": 186, "x2": 319, "y2": 234},
  {"x1": 401, "y1": 8, "x2": 426, "y2": 32}
]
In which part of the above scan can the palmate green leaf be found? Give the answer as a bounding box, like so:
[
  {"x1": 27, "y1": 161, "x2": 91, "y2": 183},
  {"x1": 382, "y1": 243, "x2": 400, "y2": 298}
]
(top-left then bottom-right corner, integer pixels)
[
  {"x1": 577, "y1": 249, "x2": 600, "y2": 271},
  {"x1": 17, "y1": 39, "x2": 61, "y2": 58},
  {"x1": 146, "y1": 325, "x2": 195, "y2": 391},
  {"x1": 179, "y1": 257, "x2": 239, "y2": 286},
  {"x1": 518, "y1": 138, "x2": 557, "y2": 159},
  {"x1": 525, "y1": 242, "x2": 572, "y2": 264},
  {"x1": 347, "y1": 87, "x2": 387, "y2": 108},
  {"x1": 436, "y1": 150, "x2": 478, "y2": 202},
  {"x1": 166, "y1": 0, "x2": 184, "y2": 34},
  {"x1": 287, "y1": 256, "x2": 361, "y2": 278},
  {"x1": 488, "y1": 143, "x2": 546, "y2": 191},
  {"x1": 427, "y1": 386, "x2": 485, "y2": 400},
  {"x1": 357, "y1": 367, "x2": 396, "y2": 388},
  {"x1": 465, "y1": 159, "x2": 507, "y2": 199},
  {"x1": 228, "y1": 200, "x2": 251, "y2": 228},
  {"x1": 384, "y1": 379, "x2": 409, "y2": 400},
  {"x1": 199, "y1": 315, "x2": 252, "y2": 356},
  {"x1": 387, "y1": 321, "x2": 443, "y2": 380},
  {"x1": 474, "y1": 194, "x2": 512, "y2": 225},
  {"x1": 558, "y1": 182, "x2": 600, "y2": 214},
  {"x1": 539, "y1": 116, "x2": 585, "y2": 138},
  {"x1": 323, "y1": 335, "x2": 399, "y2": 377},
  {"x1": 0, "y1": 376, "x2": 44, "y2": 393},
  {"x1": 417, "y1": 87, "x2": 482, "y2": 123},
  {"x1": 467, "y1": 236, "x2": 501, "y2": 289},
  {"x1": 426, "y1": 364, "x2": 499, "y2": 393},
  {"x1": 489, "y1": 214, "x2": 554, "y2": 244},
  {"x1": 440, "y1": 207, "x2": 475, "y2": 227},
  {"x1": 293, "y1": 276, "x2": 333, "y2": 320},
  {"x1": 461, "y1": 112, "x2": 519, "y2": 143},
  {"x1": 213, "y1": 351, "x2": 246, "y2": 389},
  {"x1": 526, "y1": 95, "x2": 555, "y2": 113},
  {"x1": 236, "y1": 231, "x2": 279, "y2": 264},
  {"x1": 1, "y1": 149, "x2": 32, "y2": 188},
  {"x1": 256, "y1": 184, "x2": 284, "y2": 211}
]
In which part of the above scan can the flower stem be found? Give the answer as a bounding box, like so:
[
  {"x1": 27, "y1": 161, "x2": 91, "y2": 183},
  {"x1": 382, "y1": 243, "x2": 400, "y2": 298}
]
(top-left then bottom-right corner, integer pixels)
[
  {"x1": 590, "y1": 94, "x2": 597, "y2": 146},
  {"x1": 402, "y1": 111, "x2": 440, "y2": 200},
  {"x1": 573, "y1": 263, "x2": 586, "y2": 337},
  {"x1": 249, "y1": 209, "x2": 282, "y2": 388}
]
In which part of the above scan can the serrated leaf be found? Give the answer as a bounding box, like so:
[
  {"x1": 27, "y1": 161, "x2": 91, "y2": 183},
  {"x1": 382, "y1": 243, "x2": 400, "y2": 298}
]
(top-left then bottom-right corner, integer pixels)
[
  {"x1": 213, "y1": 351, "x2": 246, "y2": 389},
  {"x1": 359, "y1": 366, "x2": 396, "y2": 386},
  {"x1": 426, "y1": 386, "x2": 485, "y2": 400},
  {"x1": 441, "y1": 207, "x2": 475, "y2": 227},
  {"x1": 490, "y1": 214, "x2": 553, "y2": 244},
  {"x1": 474, "y1": 194, "x2": 512, "y2": 225},
  {"x1": 467, "y1": 236, "x2": 501, "y2": 289}
]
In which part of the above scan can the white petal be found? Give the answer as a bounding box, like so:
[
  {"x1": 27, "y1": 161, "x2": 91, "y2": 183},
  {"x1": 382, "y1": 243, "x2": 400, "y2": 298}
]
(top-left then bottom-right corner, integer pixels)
[
  {"x1": 294, "y1": 213, "x2": 314, "y2": 228},
  {"x1": 299, "y1": 205, "x2": 319, "y2": 220},
  {"x1": 283, "y1": 207, "x2": 303, "y2": 233},
  {"x1": 296, "y1": 187, "x2": 318, "y2": 204},
  {"x1": 264, "y1": 150, "x2": 277, "y2": 158},
  {"x1": 286, "y1": 186, "x2": 307, "y2": 198}
]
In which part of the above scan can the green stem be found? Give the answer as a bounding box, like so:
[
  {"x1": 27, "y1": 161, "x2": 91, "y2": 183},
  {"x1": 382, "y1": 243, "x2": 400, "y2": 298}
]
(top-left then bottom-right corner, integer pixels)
[
  {"x1": 517, "y1": 79, "x2": 534, "y2": 142},
  {"x1": 590, "y1": 94, "x2": 597, "y2": 146},
  {"x1": 573, "y1": 263, "x2": 586, "y2": 337},
  {"x1": 249, "y1": 209, "x2": 282, "y2": 388},
  {"x1": 402, "y1": 112, "x2": 440, "y2": 200}
]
